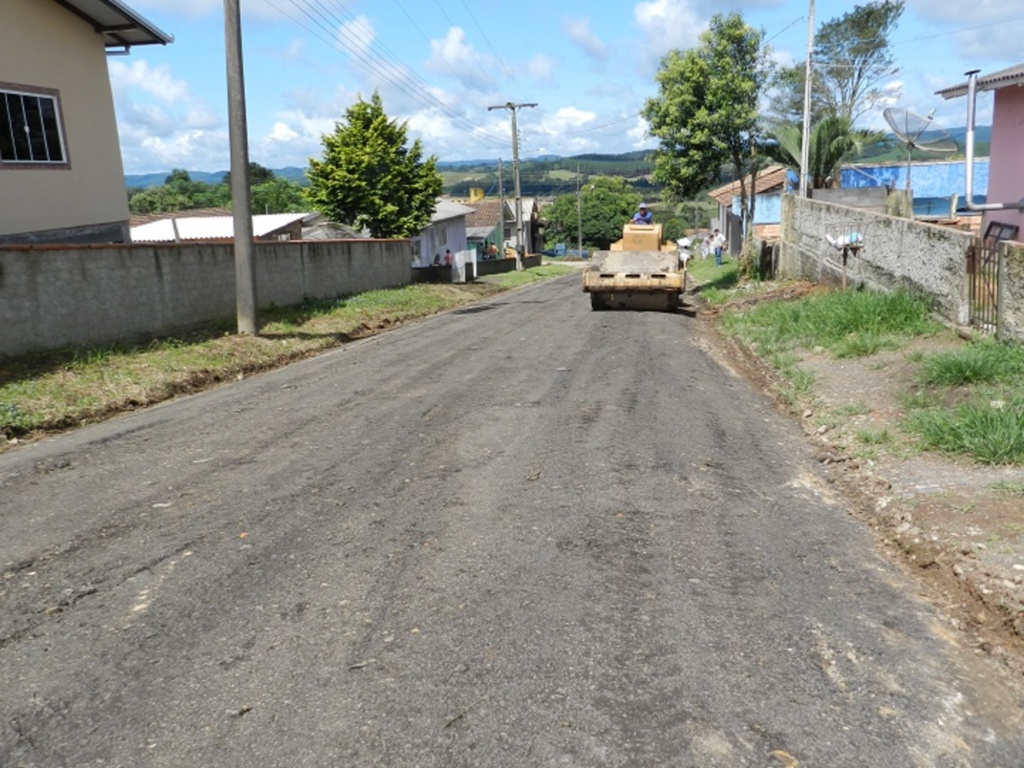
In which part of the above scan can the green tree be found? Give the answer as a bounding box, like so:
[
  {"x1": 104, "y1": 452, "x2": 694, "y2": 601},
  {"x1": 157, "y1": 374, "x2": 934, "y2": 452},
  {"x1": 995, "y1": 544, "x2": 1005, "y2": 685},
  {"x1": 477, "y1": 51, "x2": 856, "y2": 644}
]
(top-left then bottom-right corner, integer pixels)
[
  {"x1": 251, "y1": 177, "x2": 308, "y2": 214},
  {"x1": 128, "y1": 185, "x2": 193, "y2": 215},
  {"x1": 767, "y1": 114, "x2": 884, "y2": 189},
  {"x1": 306, "y1": 92, "x2": 442, "y2": 238},
  {"x1": 542, "y1": 176, "x2": 639, "y2": 251},
  {"x1": 643, "y1": 12, "x2": 770, "y2": 261},
  {"x1": 768, "y1": 1, "x2": 904, "y2": 124},
  {"x1": 223, "y1": 162, "x2": 275, "y2": 189}
]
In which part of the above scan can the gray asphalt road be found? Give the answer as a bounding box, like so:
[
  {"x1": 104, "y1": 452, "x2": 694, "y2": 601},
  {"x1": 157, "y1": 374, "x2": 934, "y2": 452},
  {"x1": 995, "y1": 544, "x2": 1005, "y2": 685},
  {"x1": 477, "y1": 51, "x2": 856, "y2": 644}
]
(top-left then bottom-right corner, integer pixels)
[{"x1": 2, "y1": 274, "x2": 1023, "y2": 767}]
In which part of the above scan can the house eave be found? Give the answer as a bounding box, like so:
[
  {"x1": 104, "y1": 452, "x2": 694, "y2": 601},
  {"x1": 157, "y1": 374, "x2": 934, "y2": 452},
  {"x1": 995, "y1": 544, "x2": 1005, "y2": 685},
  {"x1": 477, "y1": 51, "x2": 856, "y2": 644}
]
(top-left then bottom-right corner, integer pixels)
[
  {"x1": 936, "y1": 63, "x2": 1024, "y2": 100},
  {"x1": 52, "y1": 0, "x2": 174, "y2": 49}
]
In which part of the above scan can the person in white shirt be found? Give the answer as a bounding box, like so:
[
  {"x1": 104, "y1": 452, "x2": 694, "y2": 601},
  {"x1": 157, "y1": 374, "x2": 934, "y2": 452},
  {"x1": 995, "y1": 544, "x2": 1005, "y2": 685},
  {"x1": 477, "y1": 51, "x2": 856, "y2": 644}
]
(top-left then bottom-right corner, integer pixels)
[{"x1": 712, "y1": 229, "x2": 727, "y2": 266}]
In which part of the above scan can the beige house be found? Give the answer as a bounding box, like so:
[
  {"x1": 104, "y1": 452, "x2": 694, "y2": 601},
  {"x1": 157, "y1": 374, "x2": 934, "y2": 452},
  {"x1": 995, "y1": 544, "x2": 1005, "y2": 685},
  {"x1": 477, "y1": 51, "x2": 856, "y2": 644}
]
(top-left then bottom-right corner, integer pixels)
[{"x1": 1, "y1": 0, "x2": 171, "y2": 245}]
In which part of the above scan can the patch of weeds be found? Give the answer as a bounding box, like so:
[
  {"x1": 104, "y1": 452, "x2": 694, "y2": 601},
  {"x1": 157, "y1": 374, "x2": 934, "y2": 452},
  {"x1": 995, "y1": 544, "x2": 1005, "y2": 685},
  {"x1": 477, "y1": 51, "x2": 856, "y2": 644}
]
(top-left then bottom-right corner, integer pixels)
[
  {"x1": 857, "y1": 428, "x2": 892, "y2": 445},
  {"x1": 0, "y1": 401, "x2": 30, "y2": 437},
  {"x1": 905, "y1": 396, "x2": 1024, "y2": 465},
  {"x1": 918, "y1": 339, "x2": 1024, "y2": 387},
  {"x1": 991, "y1": 480, "x2": 1024, "y2": 496},
  {"x1": 724, "y1": 286, "x2": 939, "y2": 360},
  {"x1": 836, "y1": 402, "x2": 872, "y2": 417},
  {"x1": 853, "y1": 445, "x2": 879, "y2": 461}
]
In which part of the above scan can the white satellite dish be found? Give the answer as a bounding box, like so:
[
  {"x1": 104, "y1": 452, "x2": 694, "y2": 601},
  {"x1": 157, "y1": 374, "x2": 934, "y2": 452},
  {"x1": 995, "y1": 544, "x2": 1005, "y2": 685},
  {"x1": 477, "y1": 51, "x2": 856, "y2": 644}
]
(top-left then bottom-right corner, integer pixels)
[{"x1": 882, "y1": 107, "x2": 959, "y2": 191}]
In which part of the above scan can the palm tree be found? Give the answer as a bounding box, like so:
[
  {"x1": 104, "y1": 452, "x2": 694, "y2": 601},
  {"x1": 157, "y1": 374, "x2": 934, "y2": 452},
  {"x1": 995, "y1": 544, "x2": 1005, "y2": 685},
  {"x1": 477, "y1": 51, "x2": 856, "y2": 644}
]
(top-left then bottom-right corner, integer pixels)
[{"x1": 766, "y1": 114, "x2": 883, "y2": 189}]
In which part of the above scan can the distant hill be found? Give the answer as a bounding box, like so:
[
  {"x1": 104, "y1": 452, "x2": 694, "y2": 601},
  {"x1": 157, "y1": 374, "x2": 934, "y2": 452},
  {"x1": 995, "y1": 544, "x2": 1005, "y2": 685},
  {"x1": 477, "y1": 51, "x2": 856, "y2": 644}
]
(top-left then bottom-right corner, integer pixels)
[{"x1": 125, "y1": 166, "x2": 309, "y2": 189}]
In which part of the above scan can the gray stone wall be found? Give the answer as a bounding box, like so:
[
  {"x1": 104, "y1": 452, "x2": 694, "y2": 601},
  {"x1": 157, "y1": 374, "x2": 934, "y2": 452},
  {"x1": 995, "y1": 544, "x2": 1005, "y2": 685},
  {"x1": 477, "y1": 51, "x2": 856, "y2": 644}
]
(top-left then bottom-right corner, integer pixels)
[
  {"x1": 999, "y1": 241, "x2": 1024, "y2": 342},
  {"x1": 0, "y1": 239, "x2": 413, "y2": 358}
]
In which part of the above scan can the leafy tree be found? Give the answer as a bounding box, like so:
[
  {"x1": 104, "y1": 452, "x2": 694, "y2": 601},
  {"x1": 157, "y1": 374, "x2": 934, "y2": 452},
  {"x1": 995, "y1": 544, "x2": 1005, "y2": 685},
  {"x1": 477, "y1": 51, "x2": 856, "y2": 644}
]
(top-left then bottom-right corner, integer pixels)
[
  {"x1": 542, "y1": 176, "x2": 638, "y2": 251},
  {"x1": 128, "y1": 186, "x2": 194, "y2": 215},
  {"x1": 767, "y1": 114, "x2": 884, "y2": 188},
  {"x1": 223, "y1": 162, "x2": 276, "y2": 189},
  {"x1": 251, "y1": 177, "x2": 308, "y2": 214},
  {"x1": 306, "y1": 92, "x2": 442, "y2": 238},
  {"x1": 767, "y1": 1, "x2": 904, "y2": 124},
  {"x1": 643, "y1": 12, "x2": 770, "y2": 262}
]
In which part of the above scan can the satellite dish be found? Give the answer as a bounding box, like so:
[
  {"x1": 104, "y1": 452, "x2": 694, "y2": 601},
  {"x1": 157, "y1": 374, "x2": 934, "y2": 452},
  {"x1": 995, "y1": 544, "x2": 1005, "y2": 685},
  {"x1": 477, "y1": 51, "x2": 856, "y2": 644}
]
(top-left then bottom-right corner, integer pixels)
[{"x1": 883, "y1": 107, "x2": 959, "y2": 191}]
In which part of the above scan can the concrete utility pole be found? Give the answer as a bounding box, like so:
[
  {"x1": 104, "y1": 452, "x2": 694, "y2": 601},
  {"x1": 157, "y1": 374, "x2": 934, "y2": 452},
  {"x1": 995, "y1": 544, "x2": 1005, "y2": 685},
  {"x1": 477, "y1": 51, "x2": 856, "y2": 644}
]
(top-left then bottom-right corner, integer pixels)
[
  {"x1": 799, "y1": 0, "x2": 815, "y2": 199},
  {"x1": 488, "y1": 102, "x2": 536, "y2": 270},
  {"x1": 576, "y1": 163, "x2": 583, "y2": 258},
  {"x1": 224, "y1": 0, "x2": 258, "y2": 334},
  {"x1": 497, "y1": 158, "x2": 505, "y2": 253}
]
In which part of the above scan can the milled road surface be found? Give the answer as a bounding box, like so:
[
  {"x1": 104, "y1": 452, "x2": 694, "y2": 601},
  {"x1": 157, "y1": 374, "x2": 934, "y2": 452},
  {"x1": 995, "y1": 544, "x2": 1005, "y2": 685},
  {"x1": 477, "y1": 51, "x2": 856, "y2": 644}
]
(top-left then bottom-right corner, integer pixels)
[{"x1": 2, "y1": 275, "x2": 1023, "y2": 767}]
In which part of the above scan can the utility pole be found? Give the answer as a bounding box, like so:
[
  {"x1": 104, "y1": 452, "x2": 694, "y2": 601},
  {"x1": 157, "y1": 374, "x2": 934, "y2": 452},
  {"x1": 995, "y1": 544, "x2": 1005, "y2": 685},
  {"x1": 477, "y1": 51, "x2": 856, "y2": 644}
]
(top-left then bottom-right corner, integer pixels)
[
  {"x1": 576, "y1": 163, "x2": 582, "y2": 258},
  {"x1": 224, "y1": 0, "x2": 257, "y2": 333},
  {"x1": 488, "y1": 102, "x2": 536, "y2": 270},
  {"x1": 798, "y1": 0, "x2": 815, "y2": 199},
  {"x1": 497, "y1": 158, "x2": 504, "y2": 255}
]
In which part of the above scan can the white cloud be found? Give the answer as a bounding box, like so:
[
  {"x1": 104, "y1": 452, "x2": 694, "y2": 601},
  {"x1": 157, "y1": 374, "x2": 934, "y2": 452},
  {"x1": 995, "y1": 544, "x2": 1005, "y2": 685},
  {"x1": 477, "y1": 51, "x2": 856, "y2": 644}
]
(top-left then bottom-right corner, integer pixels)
[
  {"x1": 902, "y1": 0, "x2": 1023, "y2": 62},
  {"x1": 426, "y1": 27, "x2": 495, "y2": 91},
  {"x1": 562, "y1": 17, "x2": 608, "y2": 62},
  {"x1": 109, "y1": 60, "x2": 189, "y2": 103},
  {"x1": 628, "y1": 114, "x2": 654, "y2": 148},
  {"x1": 527, "y1": 54, "x2": 556, "y2": 85},
  {"x1": 633, "y1": 0, "x2": 703, "y2": 57},
  {"x1": 337, "y1": 15, "x2": 374, "y2": 59}
]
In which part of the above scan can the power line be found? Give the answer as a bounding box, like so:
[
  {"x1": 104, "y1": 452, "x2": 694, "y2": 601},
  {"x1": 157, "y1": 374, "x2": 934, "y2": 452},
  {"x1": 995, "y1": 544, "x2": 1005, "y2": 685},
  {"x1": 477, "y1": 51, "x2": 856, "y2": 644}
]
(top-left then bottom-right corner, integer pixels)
[{"x1": 267, "y1": 0, "x2": 511, "y2": 146}]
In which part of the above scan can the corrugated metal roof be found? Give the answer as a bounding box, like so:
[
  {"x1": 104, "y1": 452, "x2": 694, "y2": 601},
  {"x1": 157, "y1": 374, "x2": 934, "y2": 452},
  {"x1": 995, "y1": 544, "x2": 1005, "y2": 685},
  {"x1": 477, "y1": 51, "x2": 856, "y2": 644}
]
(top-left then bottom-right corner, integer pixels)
[
  {"x1": 707, "y1": 165, "x2": 789, "y2": 205},
  {"x1": 130, "y1": 213, "x2": 311, "y2": 242},
  {"x1": 53, "y1": 0, "x2": 173, "y2": 48},
  {"x1": 936, "y1": 63, "x2": 1024, "y2": 99},
  {"x1": 431, "y1": 199, "x2": 475, "y2": 223},
  {"x1": 466, "y1": 225, "x2": 497, "y2": 239}
]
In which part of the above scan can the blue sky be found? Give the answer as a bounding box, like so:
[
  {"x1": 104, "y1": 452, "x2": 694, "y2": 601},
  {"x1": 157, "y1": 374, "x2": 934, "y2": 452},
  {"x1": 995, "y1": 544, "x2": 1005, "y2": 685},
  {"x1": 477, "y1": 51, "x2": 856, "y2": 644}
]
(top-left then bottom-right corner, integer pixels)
[{"x1": 112, "y1": 0, "x2": 1023, "y2": 175}]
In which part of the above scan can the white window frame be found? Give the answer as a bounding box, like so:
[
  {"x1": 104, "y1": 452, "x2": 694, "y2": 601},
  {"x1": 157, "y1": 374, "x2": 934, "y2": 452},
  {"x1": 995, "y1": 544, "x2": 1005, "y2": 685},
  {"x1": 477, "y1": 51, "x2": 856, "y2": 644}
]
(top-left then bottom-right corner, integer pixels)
[{"x1": 0, "y1": 83, "x2": 69, "y2": 167}]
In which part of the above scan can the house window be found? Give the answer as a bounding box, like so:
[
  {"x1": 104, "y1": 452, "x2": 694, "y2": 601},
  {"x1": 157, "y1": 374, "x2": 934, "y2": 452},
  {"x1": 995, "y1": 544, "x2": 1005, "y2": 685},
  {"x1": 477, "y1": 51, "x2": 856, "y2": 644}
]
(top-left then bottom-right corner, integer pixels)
[{"x1": 0, "y1": 86, "x2": 67, "y2": 165}]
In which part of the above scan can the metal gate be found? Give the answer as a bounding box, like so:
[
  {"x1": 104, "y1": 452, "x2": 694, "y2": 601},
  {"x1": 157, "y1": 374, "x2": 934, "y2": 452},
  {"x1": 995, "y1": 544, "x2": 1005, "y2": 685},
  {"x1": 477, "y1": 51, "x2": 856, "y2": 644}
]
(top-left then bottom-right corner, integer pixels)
[
  {"x1": 967, "y1": 221, "x2": 1018, "y2": 334},
  {"x1": 967, "y1": 239, "x2": 998, "y2": 333}
]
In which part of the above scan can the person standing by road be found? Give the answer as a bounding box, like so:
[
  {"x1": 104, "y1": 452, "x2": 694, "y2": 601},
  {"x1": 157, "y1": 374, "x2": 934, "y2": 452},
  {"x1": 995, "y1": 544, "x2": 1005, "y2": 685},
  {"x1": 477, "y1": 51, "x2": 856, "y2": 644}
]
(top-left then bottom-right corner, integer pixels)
[
  {"x1": 631, "y1": 203, "x2": 653, "y2": 225},
  {"x1": 712, "y1": 228, "x2": 727, "y2": 266}
]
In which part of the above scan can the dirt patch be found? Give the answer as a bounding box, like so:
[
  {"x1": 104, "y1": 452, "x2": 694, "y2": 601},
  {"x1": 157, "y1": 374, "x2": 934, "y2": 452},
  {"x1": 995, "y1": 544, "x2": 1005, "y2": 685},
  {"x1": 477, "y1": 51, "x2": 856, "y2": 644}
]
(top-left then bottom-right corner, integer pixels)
[{"x1": 698, "y1": 281, "x2": 1024, "y2": 678}]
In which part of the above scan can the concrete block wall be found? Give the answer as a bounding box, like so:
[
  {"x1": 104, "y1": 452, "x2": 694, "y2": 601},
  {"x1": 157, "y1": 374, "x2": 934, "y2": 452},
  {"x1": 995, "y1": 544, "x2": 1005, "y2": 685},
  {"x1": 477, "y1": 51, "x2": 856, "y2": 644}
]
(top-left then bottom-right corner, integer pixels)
[
  {"x1": 0, "y1": 239, "x2": 412, "y2": 358},
  {"x1": 778, "y1": 195, "x2": 973, "y2": 326},
  {"x1": 998, "y1": 241, "x2": 1024, "y2": 342}
]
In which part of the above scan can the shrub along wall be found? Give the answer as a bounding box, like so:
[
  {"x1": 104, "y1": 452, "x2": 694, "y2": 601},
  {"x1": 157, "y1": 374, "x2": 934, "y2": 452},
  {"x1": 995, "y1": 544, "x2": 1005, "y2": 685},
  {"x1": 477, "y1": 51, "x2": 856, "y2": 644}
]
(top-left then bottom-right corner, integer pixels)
[{"x1": 0, "y1": 239, "x2": 413, "y2": 358}]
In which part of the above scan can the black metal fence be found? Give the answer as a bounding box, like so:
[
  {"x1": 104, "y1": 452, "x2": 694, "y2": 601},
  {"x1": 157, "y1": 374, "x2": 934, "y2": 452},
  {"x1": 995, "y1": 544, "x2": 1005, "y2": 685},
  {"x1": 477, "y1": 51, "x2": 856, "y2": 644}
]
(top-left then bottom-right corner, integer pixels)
[{"x1": 967, "y1": 239, "x2": 998, "y2": 333}]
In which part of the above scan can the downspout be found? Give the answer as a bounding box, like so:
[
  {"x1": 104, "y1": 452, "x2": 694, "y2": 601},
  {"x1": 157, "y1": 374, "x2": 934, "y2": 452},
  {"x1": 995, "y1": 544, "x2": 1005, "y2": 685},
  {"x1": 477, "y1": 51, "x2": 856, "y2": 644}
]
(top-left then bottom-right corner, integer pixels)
[{"x1": 963, "y1": 69, "x2": 1024, "y2": 212}]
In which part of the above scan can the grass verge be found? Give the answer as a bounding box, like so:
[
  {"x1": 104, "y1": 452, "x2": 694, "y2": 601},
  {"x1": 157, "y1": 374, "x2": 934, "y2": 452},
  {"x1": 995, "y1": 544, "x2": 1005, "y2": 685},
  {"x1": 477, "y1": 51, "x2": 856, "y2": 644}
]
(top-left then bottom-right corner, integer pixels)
[
  {"x1": 903, "y1": 339, "x2": 1024, "y2": 465},
  {"x1": 0, "y1": 266, "x2": 574, "y2": 442}
]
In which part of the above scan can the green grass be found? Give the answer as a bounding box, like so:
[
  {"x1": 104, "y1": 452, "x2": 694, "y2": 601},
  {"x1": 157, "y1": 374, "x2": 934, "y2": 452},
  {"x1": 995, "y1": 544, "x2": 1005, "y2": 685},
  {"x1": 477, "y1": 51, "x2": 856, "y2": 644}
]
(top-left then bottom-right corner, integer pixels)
[
  {"x1": 723, "y1": 287, "x2": 939, "y2": 358},
  {"x1": 857, "y1": 427, "x2": 893, "y2": 445},
  {"x1": 687, "y1": 258, "x2": 739, "y2": 304},
  {"x1": 900, "y1": 339, "x2": 1024, "y2": 465},
  {"x1": 480, "y1": 264, "x2": 576, "y2": 288},
  {"x1": 917, "y1": 339, "x2": 1024, "y2": 386},
  {"x1": 905, "y1": 397, "x2": 1024, "y2": 465},
  {"x1": 991, "y1": 480, "x2": 1024, "y2": 496}
]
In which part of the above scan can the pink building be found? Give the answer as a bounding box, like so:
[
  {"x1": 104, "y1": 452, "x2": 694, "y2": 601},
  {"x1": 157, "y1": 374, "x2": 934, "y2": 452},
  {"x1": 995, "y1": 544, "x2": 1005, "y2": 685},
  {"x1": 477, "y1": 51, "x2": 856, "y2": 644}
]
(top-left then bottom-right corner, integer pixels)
[{"x1": 938, "y1": 64, "x2": 1024, "y2": 240}]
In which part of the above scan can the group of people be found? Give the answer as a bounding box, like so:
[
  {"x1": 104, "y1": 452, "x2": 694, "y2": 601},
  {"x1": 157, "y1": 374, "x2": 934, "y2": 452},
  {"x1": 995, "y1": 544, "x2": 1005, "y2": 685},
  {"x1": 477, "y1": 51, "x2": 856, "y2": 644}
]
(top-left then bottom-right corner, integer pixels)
[{"x1": 632, "y1": 203, "x2": 728, "y2": 266}]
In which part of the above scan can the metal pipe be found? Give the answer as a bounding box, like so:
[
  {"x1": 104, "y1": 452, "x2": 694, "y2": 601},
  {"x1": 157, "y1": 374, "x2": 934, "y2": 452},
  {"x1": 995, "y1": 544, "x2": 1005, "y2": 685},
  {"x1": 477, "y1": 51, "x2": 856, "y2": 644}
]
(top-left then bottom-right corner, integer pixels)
[{"x1": 963, "y1": 69, "x2": 1024, "y2": 212}]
